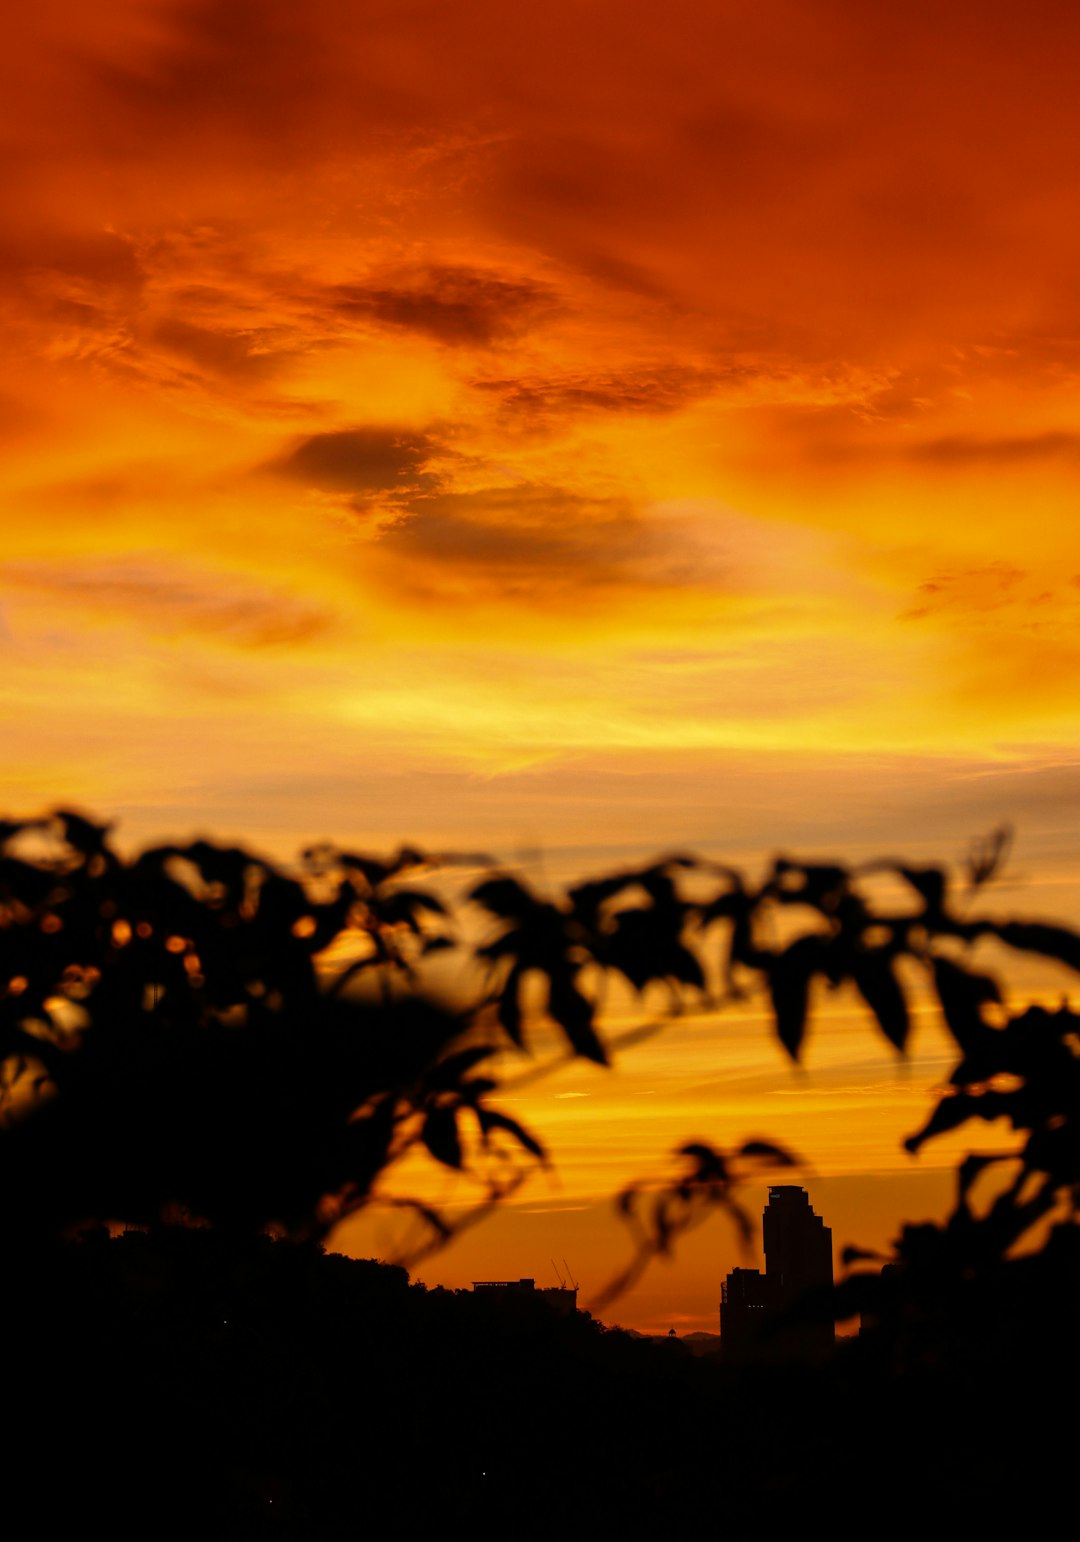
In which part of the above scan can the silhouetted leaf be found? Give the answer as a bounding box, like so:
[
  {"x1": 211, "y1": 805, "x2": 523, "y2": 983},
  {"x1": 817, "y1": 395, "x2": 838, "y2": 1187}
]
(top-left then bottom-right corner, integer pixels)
[
  {"x1": 391, "y1": 845, "x2": 427, "y2": 873},
  {"x1": 841, "y1": 1244, "x2": 888, "y2": 1266},
  {"x1": 854, "y1": 953, "x2": 909, "y2": 1052},
  {"x1": 966, "y1": 824, "x2": 1012, "y2": 892},
  {"x1": 429, "y1": 1047, "x2": 497, "y2": 1089},
  {"x1": 184, "y1": 839, "x2": 253, "y2": 897},
  {"x1": 771, "y1": 858, "x2": 849, "y2": 912},
  {"x1": 339, "y1": 852, "x2": 395, "y2": 887},
  {"x1": 957, "y1": 1153, "x2": 1005, "y2": 1203},
  {"x1": 616, "y1": 1185, "x2": 640, "y2": 1218},
  {"x1": 678, "y1": 1142, "x2": 728, "y2": 1180},
  {"x1": 567, "y1": 872, "x2": 641, "y2": 921},
  {"x1": 932, "y1": 956, "x2": 1000, "y2": 1050},
  {"x1": 477, "y1": 1108, "x2": 546, "y2": 1159},
  {"x1": 768, "y1": 935, "x2": 831, "y2": 1060},
  {"x1": 497, "y1": 965, "x2": 525, "y2": 1046},
  {"x1": 604, "y1": 908, "x2": 705, "y2": 993},
  {"x1": 897, "y1": 865, "x2": 947, "y2": 915},
  {"x1": 547, "y1": 975, "x2": 606, "y2": 1064},
  {"x1": 421, "y1": 1107, "x2": 462, "y2": 1169},
  {"x1": 994, "y1": 920, "x2": 1080, "y2": 973},
  {"x1": 739, "y1": 1139, "x2": 798, "y2": 1166},
  {"x1": 905, "y1": 1089, "x2": 1022, "y2": 1153},
  {"x1": 470, "y1": 876, "x2": 536, "y2": 920},
  {"x1": 54, "y1": 810, "x2": 113, "y2": 857}
]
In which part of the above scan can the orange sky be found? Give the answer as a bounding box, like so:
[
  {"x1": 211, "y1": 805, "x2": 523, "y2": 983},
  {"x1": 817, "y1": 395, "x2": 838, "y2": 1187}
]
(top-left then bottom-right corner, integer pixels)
[{"x1": 6, "y1": 1, "x2": 1080, "y2": 1327}]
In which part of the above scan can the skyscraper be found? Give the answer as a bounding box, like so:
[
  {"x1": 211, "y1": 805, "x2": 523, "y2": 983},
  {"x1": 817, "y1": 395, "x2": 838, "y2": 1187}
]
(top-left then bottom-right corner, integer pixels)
[
  {"x1": 763, "y1": 1185, "x2": 834, "y2": 1311},
  {"x1": 720, "y1": 1186, "x2": 835, "y2": 1360}
]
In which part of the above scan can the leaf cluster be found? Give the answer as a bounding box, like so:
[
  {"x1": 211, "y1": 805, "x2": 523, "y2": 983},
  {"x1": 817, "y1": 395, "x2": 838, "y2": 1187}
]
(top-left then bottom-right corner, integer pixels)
[
  {"x1": 6, "y1": 812, "x2": 1080, "y2": 1299},
  {"x1": 0, "y1": 813, "x2": 536, "y2": 1242}
]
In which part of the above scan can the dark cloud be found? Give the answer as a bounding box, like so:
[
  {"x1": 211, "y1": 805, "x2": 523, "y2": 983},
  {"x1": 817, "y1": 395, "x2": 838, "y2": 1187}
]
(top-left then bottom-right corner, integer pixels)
[
  {"x1": 88, "y1": 0, "x2": 373, "y2": 150},
  {"x1": 1, "y1": 230, "x2": 143, "y2": 343},
  {"x1": 363, "y1": 480, "x2": 731, "y2": 605},
  {"x1": 2, "y1": 558, "x2": 332, "y2": 649},
  {"x1": 152, "y1": 318, "x2": 289, "y2": 380},
  {"x1": 325, "y1": 265, "x2": 554, "y2": 347},
  {"x1": 473, "y1": 364, "x2": 726, "y2": 420},
  {"x1": 0, "y1": 229, "x2": 141, "y2": 292},
  {"x1": 272, "y1": 427, "x2": 441, "y2": 496},
  {"x1": 385, "y1": 483, "x2": 637, "y2": 571}
]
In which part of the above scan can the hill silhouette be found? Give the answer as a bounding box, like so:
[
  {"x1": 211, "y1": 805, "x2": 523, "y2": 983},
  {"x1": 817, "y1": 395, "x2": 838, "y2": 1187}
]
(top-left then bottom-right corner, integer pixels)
[{"x1": 11, "y1": 1224, "x2": 1078, "y2": 1536}]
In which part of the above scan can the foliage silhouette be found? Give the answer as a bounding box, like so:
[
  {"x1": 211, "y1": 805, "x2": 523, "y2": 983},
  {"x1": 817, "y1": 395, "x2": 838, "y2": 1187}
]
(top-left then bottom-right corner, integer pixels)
[
  {"x1": 4, "y1": 808, "x2": 1080, "y2": 1318},
  {"x1": 8, "y1": 809, "x2": 1080, "y2": 1536}
]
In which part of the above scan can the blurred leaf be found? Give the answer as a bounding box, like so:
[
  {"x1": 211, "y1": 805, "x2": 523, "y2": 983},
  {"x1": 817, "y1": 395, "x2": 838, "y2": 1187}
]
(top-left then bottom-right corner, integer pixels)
[
  {"x1": 678, "y1": 1142, "x2": 728, "y2": 1180},
  {"x1": 470, "y1": 876, "x2": 537, "y2": 921},
  {"x1": 957, "y1": 1152, "x2": 1005, "y2": 1203},
  {"x1": 421, "y1": 1107, "x2": 462, "y2": 1169},
  {"x1": 932, "y1": 956, "x2": 1000, "y2": 1050},
  {"x1": 768, "y1": 935, "x2": 831, "y2": 1060},
  {"x1": 966, "y1": 824, "x2": 1012, "y2": 892},
  {"x1": 897, "y1": 865, "x2": 947, "y2": 916},
  {"x1": 547, "y1": 975, "x2": 606, "y2": 1064},
  {"x1": 738, "y1": 1139, "x2": 798, "y2": 1166},
  {"x1": 854, "y1": 953, "x2": 909, "y2": 1052},
  {"x1": 429, "y1": 1047, "x2": 498, "y2": 1089},
  {"x1": 905, "y1": 1089, "x2": 1025, "y2": 1153},
  {"x1": 496, "y1": 964, "x2": 525, "y2": 1047},
  {"x1": 54, "y1": 810, "x2": 113, "y2": 857},
  {"x1": 604, "y1": 908, "x2": 705, "y2": 993},
  {"x1": 476, "y1": 1108, "x2": 546, "y2": 1160},
  {"x1": 994, "y1": 920, "x2": 1080, "y2": 973},
  {"x1": 770, "y1": 859, "x2": 850, "y2": 912},
  {"x1": 841, "y1": 1244, "x2": 888, "y2": 1266},
  {"x1": 339, "y1": 852, "x2": 395, "y2": 888}
]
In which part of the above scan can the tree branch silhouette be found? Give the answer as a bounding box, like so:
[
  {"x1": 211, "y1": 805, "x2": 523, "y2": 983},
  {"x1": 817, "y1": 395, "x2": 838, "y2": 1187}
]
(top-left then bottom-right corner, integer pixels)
[{"x1": 6, "y1": 808, "x2": 1080, "y2": 1320}]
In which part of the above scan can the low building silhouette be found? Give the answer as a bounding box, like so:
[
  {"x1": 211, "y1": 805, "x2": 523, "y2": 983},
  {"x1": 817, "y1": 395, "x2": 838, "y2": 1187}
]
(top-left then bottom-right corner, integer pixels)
[
  {"x1": 471, "y1": 1277, "x2": 579, "y2": 1316},
  {"x1": 719, "y1": 1266, "x2": 771, "y2": 1357},
  {"x1": 720, "y1": 1186, "x2": 834, "y2": 1361}
]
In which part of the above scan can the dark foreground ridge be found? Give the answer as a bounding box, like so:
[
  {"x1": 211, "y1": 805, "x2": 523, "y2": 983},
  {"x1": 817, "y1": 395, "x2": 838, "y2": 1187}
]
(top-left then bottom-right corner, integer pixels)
[{"x1": 11, "y1": 1225, "x2": 1080, "y2": 1539}]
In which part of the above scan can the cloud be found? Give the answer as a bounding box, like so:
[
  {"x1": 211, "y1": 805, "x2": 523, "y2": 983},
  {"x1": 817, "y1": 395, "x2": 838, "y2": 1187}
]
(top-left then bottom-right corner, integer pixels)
[
  {"x1": 380, "y1": 483, "x2": 641, "y2": 583},
  {"x1": 359, "y1": 482, "x2": 798, "y2": 613},
  {"x1": 325, "y1": 265, "x2": 555, "y2": 347},
  {"x1": 12, "y1": 0, "x2": 1080, "y2": 835},
  {"x1": 150, "y1": 318, "x2": 294, "y2": 381},
  {"x1": 472, "y1": 364, "x2": 725, "y2": 422},
  {"x1": 272, "y1": 427, "x2": 442, "y2": 498},
  {"x1": 901, "y1": 564, "x2": 1036, "y2": 623},
  {"x1": 1, "y1": 558, "x2": 333, "y2": 649}
]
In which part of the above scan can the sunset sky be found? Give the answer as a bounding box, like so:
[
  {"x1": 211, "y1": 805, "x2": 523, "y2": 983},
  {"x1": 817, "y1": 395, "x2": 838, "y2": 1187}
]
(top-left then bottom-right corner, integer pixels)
[{"x1": 7, "y1": 1, "x2": 1080, "y2": 1328}]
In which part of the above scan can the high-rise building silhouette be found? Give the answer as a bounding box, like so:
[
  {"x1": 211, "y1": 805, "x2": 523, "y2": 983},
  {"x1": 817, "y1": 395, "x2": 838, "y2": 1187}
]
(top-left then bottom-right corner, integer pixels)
[{"x1": 720, "y1": 1186, "x2": 834, "y2": 1360}]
